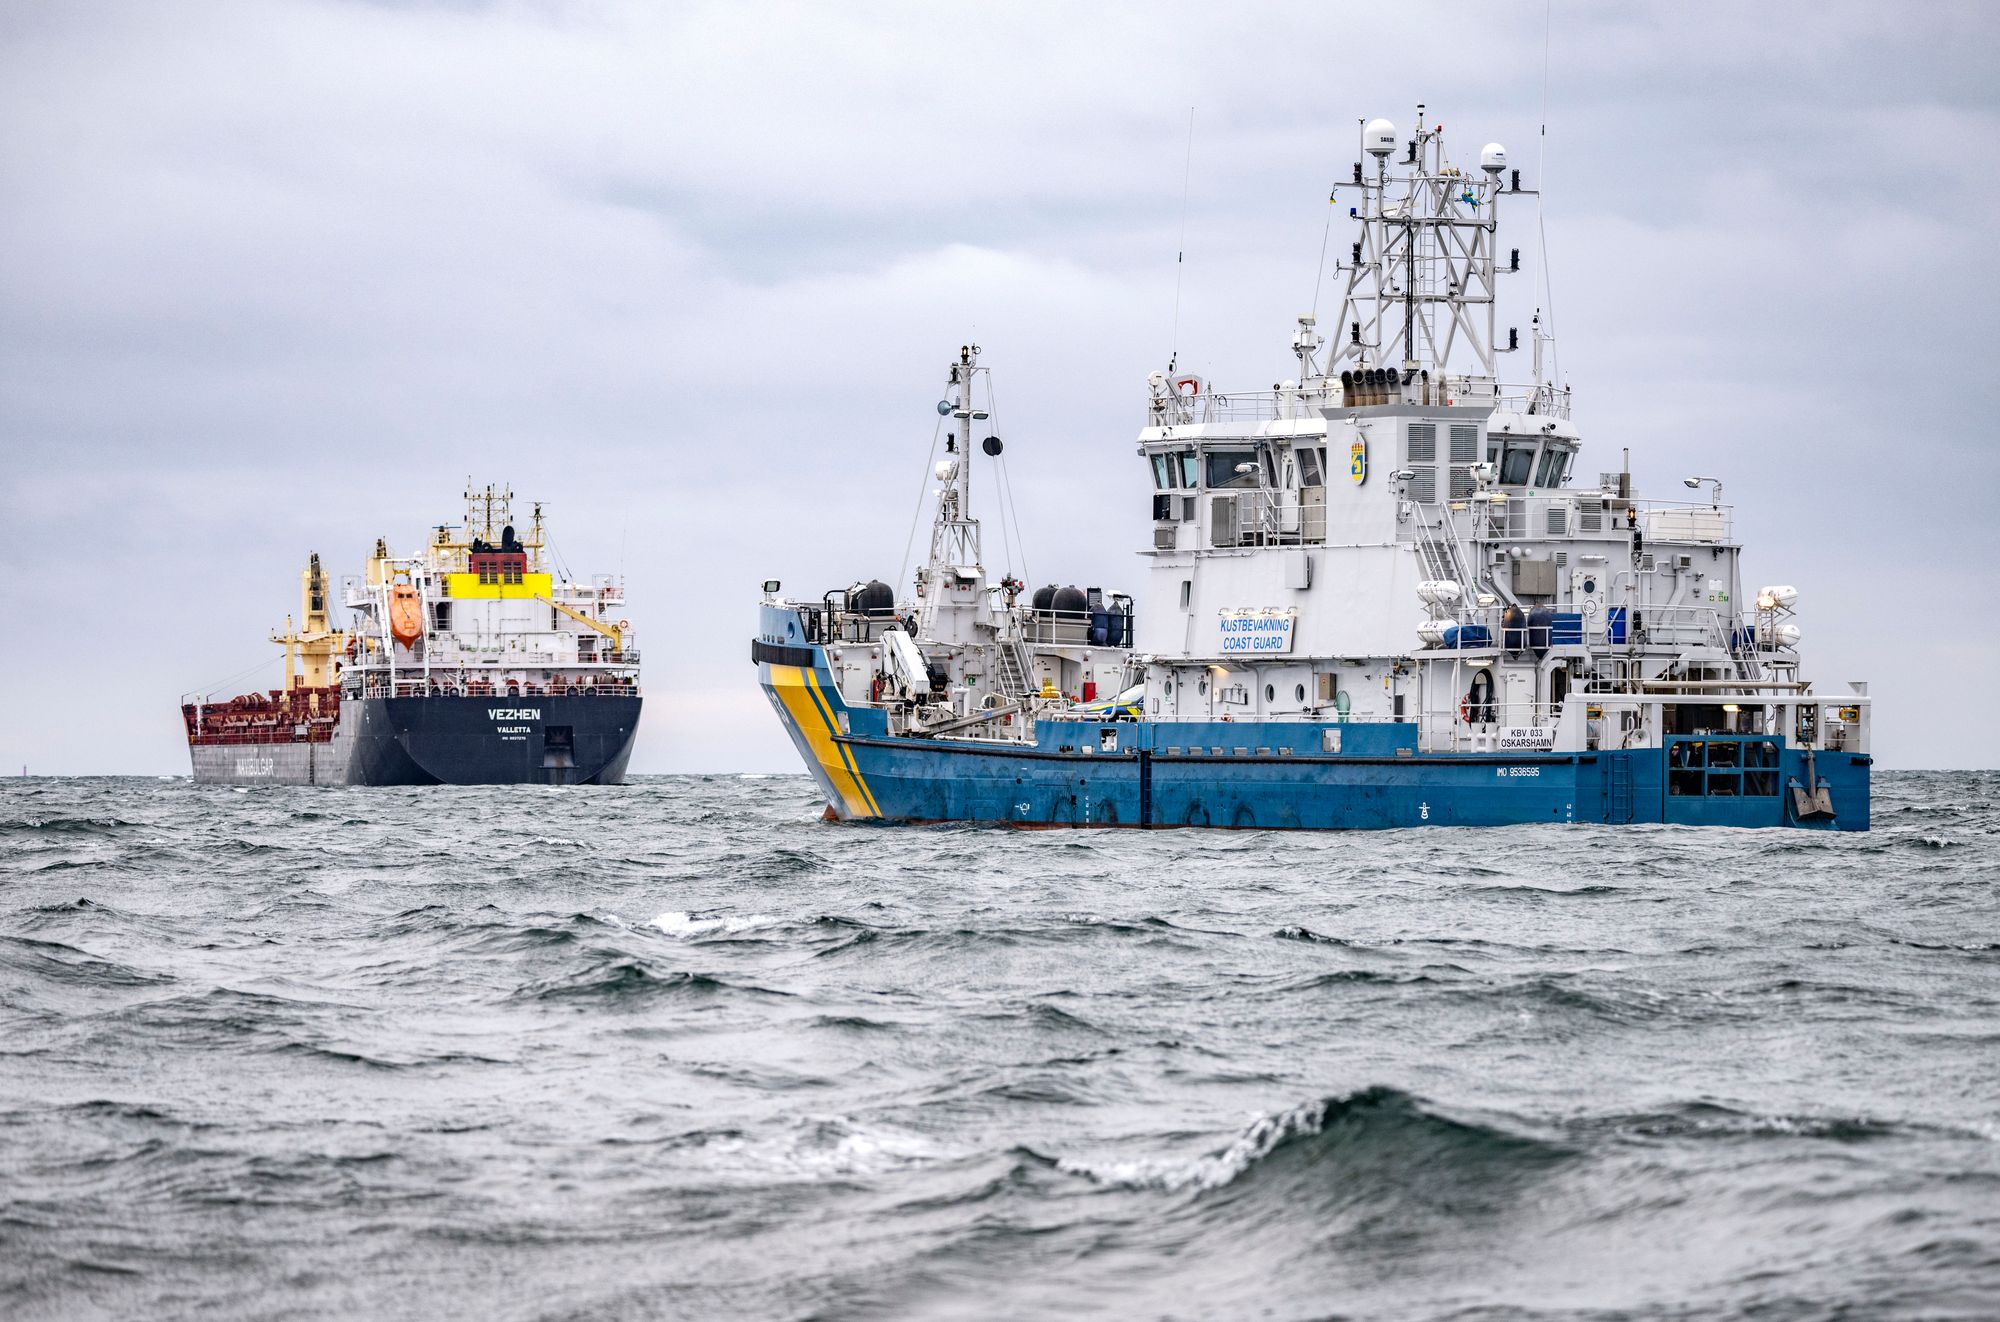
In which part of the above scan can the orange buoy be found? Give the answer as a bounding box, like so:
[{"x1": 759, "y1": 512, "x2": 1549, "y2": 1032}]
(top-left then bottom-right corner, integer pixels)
[{"x1": 388, "y1": 584, "x2": 422, "y2": 646}]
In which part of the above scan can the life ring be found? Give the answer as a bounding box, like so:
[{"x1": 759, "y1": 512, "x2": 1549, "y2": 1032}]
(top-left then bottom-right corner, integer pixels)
[
  {"x1": 1459, "y1": 696, "x2": 1472, "y2": 723},
  {"x1": 1172, "y1": 375, "x2": 1201, "y2": 397}
]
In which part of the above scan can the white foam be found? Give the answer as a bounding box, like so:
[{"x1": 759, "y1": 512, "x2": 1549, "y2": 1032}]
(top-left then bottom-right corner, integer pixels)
[
  {"x1": 1059, "y1": 1099, "x2": 1330, "y2": 1193},
  {"x1": 673, "y1": 1118, "x2": 940, "y2": 1179},
  {"x1": 651, "y1": 910, "x2": 781, "y2": 938}
]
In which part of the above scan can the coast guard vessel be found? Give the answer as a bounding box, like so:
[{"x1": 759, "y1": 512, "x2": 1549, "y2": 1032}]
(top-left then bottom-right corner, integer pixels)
[
  {"x1": 183, "y1": 483, "x2": 640, "y2": 785},
  {"x1": 753, "y1": 109, "x2": 1870, "y2": 830}
]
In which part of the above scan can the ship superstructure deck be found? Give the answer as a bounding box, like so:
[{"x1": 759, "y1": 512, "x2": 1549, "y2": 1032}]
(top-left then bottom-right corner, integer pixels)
[
  {"x1": 753, "y1": 107, "x2": 1869, "y2": 830},
  {"x1": 184, "y1": 483, "x2": 642, "y2": 785}
]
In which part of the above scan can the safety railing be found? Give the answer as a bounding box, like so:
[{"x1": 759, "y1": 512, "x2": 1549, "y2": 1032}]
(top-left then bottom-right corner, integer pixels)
[
  {"x1": 1488, "y1": 382, "x2": 1572, "y2": 419},
  {"x1": 1210, "y1": 489, "x2": 1317, "y2": 548},
  {"x1": 353, "y1": 675, "x2": 640, "y2": 699},
  {"x1": 1149, "y1": 389, "x2": 1286, "y2": 426},
  {"x1": 184, "y1": 723, "x2": 339, "y2": 746},
  {"x1": 1021, "y1": 608, "x2": 1135, "y2": 648},
  {"x1": 1418, "y1": 699, "x2": 1564, "y2": 753},
  {"x1": 345, "y1": 648, "x2": 640, "y2": 671}
]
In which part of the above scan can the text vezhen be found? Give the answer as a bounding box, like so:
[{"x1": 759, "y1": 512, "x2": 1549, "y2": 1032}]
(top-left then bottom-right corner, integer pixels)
[{"x1": 488, "y1": 708, "x2": 541, "y2": 721}]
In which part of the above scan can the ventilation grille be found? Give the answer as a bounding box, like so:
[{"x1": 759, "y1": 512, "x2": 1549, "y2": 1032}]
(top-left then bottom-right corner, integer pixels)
[
  {"x1": 1407, "y1": 423, "x2": 1436, "y2": 463},
  {"x1": 1449, "y1": 466, "x2": 1476, "y2": 499},
  {"x1": 1578, "y1": 496, "x2": 1603, "y2": 533},
  {"x1": 1449, "y1": 423, "x2": 1479, "y2": 462},
  {"x1": 1408, "y1": 466, "x2": 1436, "y2": 502},
  {"x1": 1547, "y1": 507, "x2": 1568, "y2": 536},
  {"x1": 1639, "y1": 553, "x2": 1657, "y2": 572}
]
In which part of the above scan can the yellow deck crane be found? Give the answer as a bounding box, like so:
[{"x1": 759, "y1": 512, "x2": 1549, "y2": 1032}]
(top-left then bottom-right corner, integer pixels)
[
  {"x1": 272, "y1": 553, "x2": 349, "y2": 713},
  {"x1": 538, "y1": 595, "x2": 626, "y2": 654}
]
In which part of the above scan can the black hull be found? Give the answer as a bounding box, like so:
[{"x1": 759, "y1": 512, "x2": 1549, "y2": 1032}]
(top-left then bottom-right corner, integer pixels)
[{"x1": 347, "y1": 695, "x2": 641, "y2": 786}]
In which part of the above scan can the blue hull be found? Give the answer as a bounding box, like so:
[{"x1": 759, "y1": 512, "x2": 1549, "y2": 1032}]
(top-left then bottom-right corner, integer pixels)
[{"x1": 758, "y1": 652, "x2": 1869, "y2": 832}]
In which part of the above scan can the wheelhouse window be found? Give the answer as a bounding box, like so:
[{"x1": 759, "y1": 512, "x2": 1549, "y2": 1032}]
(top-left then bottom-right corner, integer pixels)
[
  {"x1": 1204, "y1": 449, "x2": 1261, "y2": 489},
  {"x1": 1297, "y1": 447, "x2": 1324, "y2": 487},
  {"x1": 1150, "y1": 450, "x2": 1198, "y2": 488},
  {"x1": 1499, "y1": 443, "x2": 1537, "y2": 487},
  {"x1": 1534, "y1": 447, "x2": 1569, "y2": 488}
]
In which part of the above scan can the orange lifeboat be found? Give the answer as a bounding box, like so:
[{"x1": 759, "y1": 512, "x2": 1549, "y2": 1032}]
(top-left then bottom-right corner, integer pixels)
[{"x1": 388, "y1": 584, "x2": 423, "y2": 647}]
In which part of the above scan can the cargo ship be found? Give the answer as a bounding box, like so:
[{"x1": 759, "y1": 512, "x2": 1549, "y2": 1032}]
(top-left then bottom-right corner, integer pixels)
[
  {"x1": 183, "y1": 483, "x2": 640, "y2": 785},
  {"x1": 752, "y1": 107, "x2": 1871, "y2": 830}
]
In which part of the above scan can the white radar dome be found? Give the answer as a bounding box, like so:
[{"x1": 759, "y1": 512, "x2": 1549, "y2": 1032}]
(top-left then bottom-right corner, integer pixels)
[
  {"x1": 1756, "y1": 620, "x2": 1802, "y2": 649},
  {"x1": 1480, "y1": 142, "x2": 1507, "y2": 174},
  {"x1": 1364, "y1": 119, "x2": 1397, "y2": 157},
  {"x1": 1756, "y1": 584, "x2": 1799, "y2": 610}
]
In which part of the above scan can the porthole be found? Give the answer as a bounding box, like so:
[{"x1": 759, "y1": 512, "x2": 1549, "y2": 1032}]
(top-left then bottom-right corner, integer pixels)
[
  {"x1": 1295, "y1": 683, "x2": 1306, "y2": 702},
  {"x1": 1198, "y1": 677, "x2": 1208, "y2": 695},
  {"x1": 1265, "y1": 684, "x2": 1275, "y2": 702},
  {"x1": 1164, "y1": 678, "x2": 1174, "y2": 696}
]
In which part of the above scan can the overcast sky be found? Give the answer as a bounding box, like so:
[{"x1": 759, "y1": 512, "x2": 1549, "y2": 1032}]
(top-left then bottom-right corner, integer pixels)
[{"x1": 3, "y1": 0, "x2": 1995, "y2": 774}]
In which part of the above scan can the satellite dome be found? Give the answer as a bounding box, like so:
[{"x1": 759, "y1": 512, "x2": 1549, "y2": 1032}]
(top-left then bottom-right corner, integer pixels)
[
  {"x1": 852, "y1": 580, "x2": 896, "y2": 618},
  {"x1": 1480, "y1": 143, "x2": 1507, "y2": 174},
  {"x1": 1364, "y1": 119, "x2": 1397, "y2": 158}
]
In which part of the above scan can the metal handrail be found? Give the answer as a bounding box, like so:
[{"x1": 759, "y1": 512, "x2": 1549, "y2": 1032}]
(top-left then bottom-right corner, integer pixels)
[
  {"x1": 352, "y1": 677, "x2": 639, "y2": 699},
  {"x1": 344, "y1": 649, "x2": 641, "y2": 670}
]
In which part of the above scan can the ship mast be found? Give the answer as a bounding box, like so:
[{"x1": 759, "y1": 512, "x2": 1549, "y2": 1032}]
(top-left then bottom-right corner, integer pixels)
[
  {"x1": 1330, "y1": 105, "x2": 1530, "y2": 382},
  {"x1": 271, "y1": 551, "x2": 345, "y2": 690},
  {"x1": 917, "y1": 344, "x2": 989, "y2": 633}
]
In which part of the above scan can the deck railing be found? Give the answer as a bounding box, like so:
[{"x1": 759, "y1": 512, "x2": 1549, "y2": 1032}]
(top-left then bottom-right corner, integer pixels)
[{"x1": 352, "y1": 676, "x2": 640, "y2": 699}]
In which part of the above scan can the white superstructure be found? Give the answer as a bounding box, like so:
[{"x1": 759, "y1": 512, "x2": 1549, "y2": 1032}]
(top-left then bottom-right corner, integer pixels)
[
  {"x1": 339, "y1": 482, "x2": 638, "y2": 701},
  {"x1": 1130, "y1": 107, "x2": 1867, "y2": 762}
]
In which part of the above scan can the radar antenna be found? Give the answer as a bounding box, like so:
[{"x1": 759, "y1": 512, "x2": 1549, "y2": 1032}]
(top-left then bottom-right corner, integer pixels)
[{"x1": 1328, "y1": 105, "x2": 1533, "y2": 383}]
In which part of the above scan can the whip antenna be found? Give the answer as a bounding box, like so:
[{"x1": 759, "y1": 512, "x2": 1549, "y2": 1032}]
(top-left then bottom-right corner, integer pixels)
[
  {"x1": 1169, "y1": 105, "x2": 1194, "y2": 367},
  {"x1": 1536, "y1": 0, "x2": 1560, "y2": 384}
]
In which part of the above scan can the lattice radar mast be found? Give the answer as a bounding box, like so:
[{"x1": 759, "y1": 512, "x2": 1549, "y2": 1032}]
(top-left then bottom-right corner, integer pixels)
[{"x1": 1327, "y1": 105, "x2": 1537, "y2": 385}]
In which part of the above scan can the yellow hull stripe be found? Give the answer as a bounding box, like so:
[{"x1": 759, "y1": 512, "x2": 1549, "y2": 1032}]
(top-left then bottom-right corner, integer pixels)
[
  {"x1": 766, "y1": 665, "x2": 875, "y2": 819},
  {"x1": 805, "y1": 669, "x2": 881, "y2": 816}
]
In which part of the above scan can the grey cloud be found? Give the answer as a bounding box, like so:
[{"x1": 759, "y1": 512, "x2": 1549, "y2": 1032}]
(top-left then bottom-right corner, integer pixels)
[{"x1": 2, "y1": 0, "x2": 1994, "y2": 772}]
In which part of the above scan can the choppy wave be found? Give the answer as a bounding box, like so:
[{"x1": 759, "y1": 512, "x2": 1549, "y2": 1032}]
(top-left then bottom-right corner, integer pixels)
[
  {"x1": 1055, "y1": 1086, "x2": 1569, "y2": 1195},
  {"x1": 0, "y1": 770, "x2": 1994, "y2": 1321}
]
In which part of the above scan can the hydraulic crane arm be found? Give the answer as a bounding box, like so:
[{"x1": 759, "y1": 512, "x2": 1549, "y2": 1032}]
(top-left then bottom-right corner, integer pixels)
[{"x1": 537, "y1": 596, "x2": 624, "y2": 651}]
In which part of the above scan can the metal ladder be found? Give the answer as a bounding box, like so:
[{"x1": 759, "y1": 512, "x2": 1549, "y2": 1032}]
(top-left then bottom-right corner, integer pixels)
[
  {"x1": 1411, "y1": 504, "x2": 1474, "y2": 589},
  {"x1": 995, "y1": 637, "x2": 1033, "y2": 696},
  {"x1": 1602, "y1": 754, "x2": 1634, "y2": 823}
]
